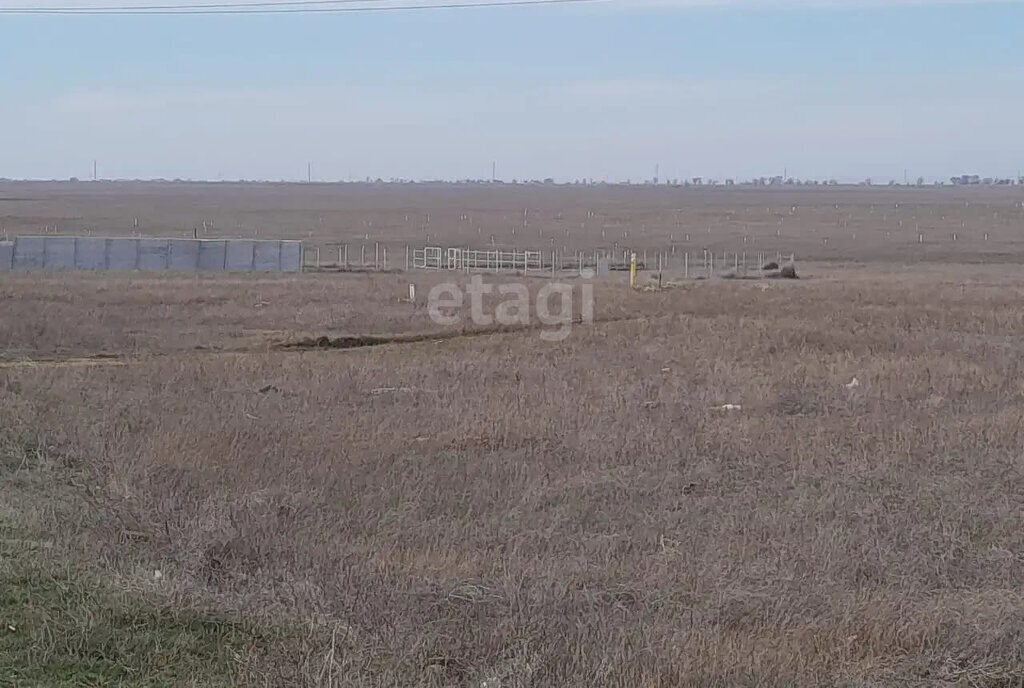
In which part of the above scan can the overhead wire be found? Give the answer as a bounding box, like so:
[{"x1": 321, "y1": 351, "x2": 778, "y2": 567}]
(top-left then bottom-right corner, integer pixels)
[
  {"x1": 0, "y1": 0, "x2": 602, "y2": 14},
  {"x1": 6, "y1": 0, "x2": 435, "y2": 9}
]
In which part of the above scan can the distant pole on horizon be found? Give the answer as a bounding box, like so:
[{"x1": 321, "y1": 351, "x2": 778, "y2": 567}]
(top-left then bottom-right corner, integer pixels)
[
  {"x1": 904, "y1": 169, "x2": 908, "y2": 185},
  {"x1": 93, "y1": 160, "x2": 97, "y2": 181},
  {"x1": 492, "y1": 161, "x2": 496, "y2": 182},
  {"x1": 307, "y1": 162, "x2": 311, "y2": 184},
  {"x1": 655, "y1": 163, "x2": 659, "y2": 185}
]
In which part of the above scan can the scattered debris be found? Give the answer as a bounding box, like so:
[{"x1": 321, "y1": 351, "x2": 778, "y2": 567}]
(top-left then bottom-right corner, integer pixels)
[
  {"x1": 713, "y1": 404, "x2": 743, "y2": 411},
  {"x1": 682, "y1": 482, "x2": 698, "y2": 495},
  {"x1": 369, "y1": 386, "x2": 438, "y2": 396},
  {"x1": 641, "y1": 278, "x2": 681, "y2": 292},
  {"x1": 244, "y1": 412, "x2": 259, "y2": 420},
  {"x1": 369, "y1": 387, "x2": 415, "y2": 395},
  {"x1": 661, "y1": 367, "x2": 671, "y2": 373},
  {"x1": 257, "y1": 384, "x2": 280, "y2": 394},
  {"x1": 764, "y1": 265, "x2": 799, "y2": 280},
  {"x1": 448, "y1": 583, "x2": 492, "y2": 603},
  {"x1": 153, "y1": 570, "x2": 163, "y2": 580},
  {"x1": 285, "y1": 334, "x2": 397, "y2": 350},
  {"x1": 423, "y1": 655, "x2": 470, "y2": 679},
  {"x1": 845, "y1": 377, "x2": 861, "y2": 389}
]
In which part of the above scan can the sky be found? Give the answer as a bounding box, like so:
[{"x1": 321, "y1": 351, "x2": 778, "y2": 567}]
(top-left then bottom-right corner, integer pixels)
[{"x1": 1, "y1": 0, "x2": 1022, "y2": 183}]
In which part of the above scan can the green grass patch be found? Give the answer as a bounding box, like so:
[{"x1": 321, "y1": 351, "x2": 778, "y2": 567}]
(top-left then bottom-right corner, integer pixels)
[
  {"x1": 0, "y1": 561, "x2": 292, "y2": 687},
  {"x1": 0, "y1": 431, "x2": 316, "y2": 688}
]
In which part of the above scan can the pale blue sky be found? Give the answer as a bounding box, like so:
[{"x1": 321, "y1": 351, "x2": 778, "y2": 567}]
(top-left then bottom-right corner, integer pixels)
[{"x1": 1, "y1": 0, "x2": 1022, "y2": 182}]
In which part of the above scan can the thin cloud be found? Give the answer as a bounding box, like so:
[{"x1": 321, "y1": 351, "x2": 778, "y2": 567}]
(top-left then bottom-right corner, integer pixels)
[
  {"x1": 54, "y1": 89, "x2": 270, "y2": 114},
  {"x1": 562, "y1": 77, "x2": 792, "y2": 98}
]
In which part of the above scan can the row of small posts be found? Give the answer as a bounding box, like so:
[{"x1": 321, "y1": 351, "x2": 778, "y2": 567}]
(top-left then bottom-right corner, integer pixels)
[
  {"x1": 304, "y1": 243, "x2": 796, "y2": 279},
  {"x1": 305, "y1": 244, "x2": 392, "y2": 271},
  {"x1": 307, "y1": 244, "x2": 550, "y2": 273},
  {"x1": 541, "y1": 248, "x2": 797, "y2": 279}
]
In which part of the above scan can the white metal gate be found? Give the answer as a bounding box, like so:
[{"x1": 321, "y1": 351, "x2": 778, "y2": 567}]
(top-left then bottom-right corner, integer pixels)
[
  {"x1": 410, "y1": 245, "x2": 544, "y2": 273},
  {"x1": 412, "y1": 246, "x2": 442, "y2": 269}
]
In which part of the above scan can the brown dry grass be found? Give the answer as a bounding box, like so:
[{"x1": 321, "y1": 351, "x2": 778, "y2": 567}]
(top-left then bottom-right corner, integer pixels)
[
  {"x1": 4, "y1": 181, "x2": 1024, "y2": 264},
  {"x1": 4, "y1": 266, "x2": 1024, "y2": 686}
]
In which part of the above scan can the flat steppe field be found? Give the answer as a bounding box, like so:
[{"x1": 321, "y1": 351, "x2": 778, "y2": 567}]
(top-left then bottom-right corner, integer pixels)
[{"x1": 3, "y1": 182, "x2": 1024, "y2": 686}]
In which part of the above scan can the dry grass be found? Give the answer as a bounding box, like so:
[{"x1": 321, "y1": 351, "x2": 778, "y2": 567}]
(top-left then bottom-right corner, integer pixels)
[
  {"x1": 4, "y1": 266, "x2": 1024, "y2": 686},
  {"x1": 4, "y1": 181, "x2": 1024, "y2": 264}
]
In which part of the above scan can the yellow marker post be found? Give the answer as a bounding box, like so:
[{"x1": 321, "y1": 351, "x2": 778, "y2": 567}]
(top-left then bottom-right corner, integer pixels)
[{"x1": 629, "y1": 252, "x2": 637, "y2": 288}]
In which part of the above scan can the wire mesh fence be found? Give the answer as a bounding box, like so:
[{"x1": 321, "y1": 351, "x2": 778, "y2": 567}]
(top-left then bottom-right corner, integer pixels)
[{"x1": 301, "y1": 242, "x2": 796, "y2": 279}]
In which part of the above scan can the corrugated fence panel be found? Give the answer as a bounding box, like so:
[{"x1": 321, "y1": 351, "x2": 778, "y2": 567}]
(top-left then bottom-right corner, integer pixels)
[
  {"x1": 13, "y1": 237, "x2": 46, "y2": 270},
  {"x1": 225, "y1": 240, "x2": 256, "y2": 271},
  {"x1": 169, "y1": 239, "x2": 201, "y2": 270},
  {"x1": 43, "y1": 237, "x2": 76, "y2": 270},
  {"x1": 75, "y1": 237, "x2": 108, "y2": 269},
  {"x1": 4, "y1": 236, "x2": 303, "y2": 273},
  {"x1": 138, "y1": 239, "x2": 170, "y2": 270},
  {"x1": 253, "y1": 241, "x2": 281, "y2": 272},
  {"x1": 280, "y1": 241, "x2": 302, "y2": 272},
  {"x1": 198, "y1": 240, "x2": 227, "y2": 270},
  {"x1": 0, "y1": 242, "x2": 13, "y2": 271},
  {"x1": 107, "y1": 238, "x2": 139, "y2": 270}
]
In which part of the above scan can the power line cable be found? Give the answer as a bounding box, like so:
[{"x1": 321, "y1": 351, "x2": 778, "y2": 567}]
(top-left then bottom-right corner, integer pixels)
[
  {"x1": 0, "y1": 0, "x2": 601, "y2": 14},
  {"x1": 4, "y1": 0, "x2": 425, "y2": 9}
]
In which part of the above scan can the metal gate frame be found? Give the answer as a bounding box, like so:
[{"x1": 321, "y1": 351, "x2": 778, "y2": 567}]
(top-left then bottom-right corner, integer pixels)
[{"x1": 413, "y1": 246, "x2": 443, "y2": 269}]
